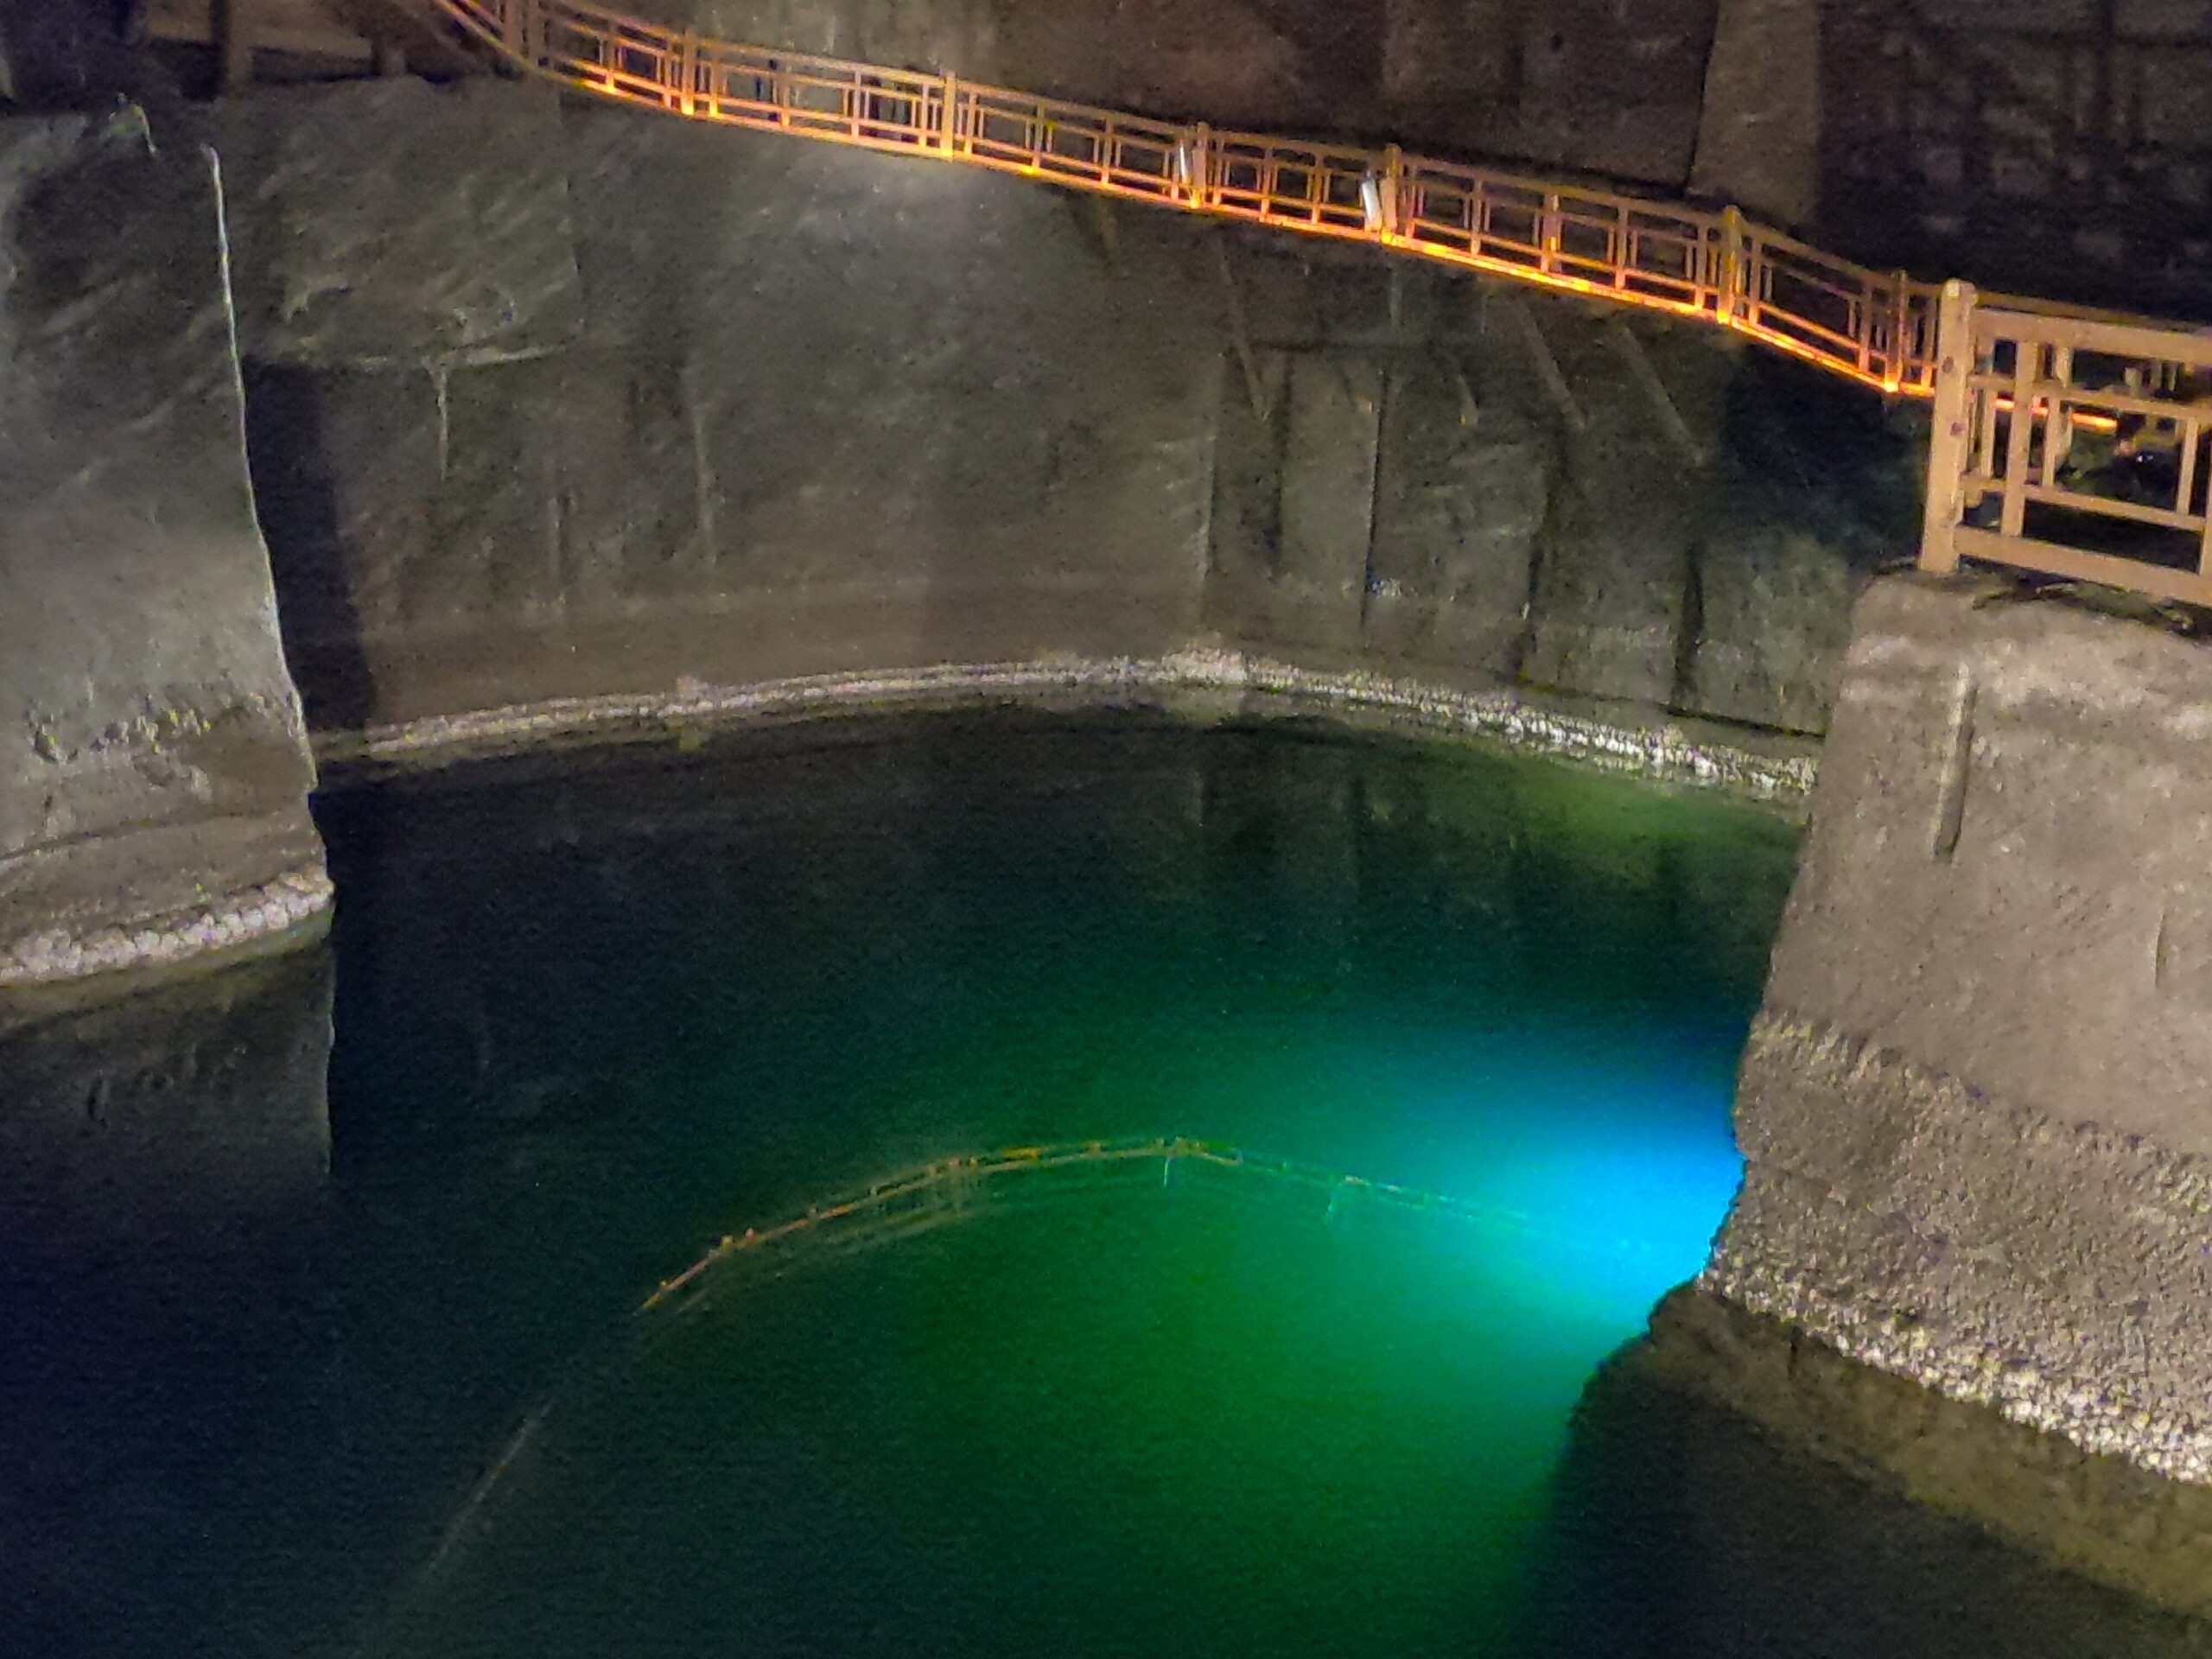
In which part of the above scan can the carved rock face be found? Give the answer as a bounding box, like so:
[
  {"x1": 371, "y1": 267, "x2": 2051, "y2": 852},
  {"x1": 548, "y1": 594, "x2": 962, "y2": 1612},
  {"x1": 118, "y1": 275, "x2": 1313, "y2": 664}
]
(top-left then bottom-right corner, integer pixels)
[{"x1": 0, "y1": 110, "x2": 324, "y2": 989}]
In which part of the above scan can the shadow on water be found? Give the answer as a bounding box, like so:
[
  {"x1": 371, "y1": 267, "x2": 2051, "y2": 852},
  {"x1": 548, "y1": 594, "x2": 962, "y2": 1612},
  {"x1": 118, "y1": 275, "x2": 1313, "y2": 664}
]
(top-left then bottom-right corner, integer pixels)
[
  {"x1": 1520, "y1": 1323, "x2": 2212, "y2": 1659},
  {"x1": 0, "y1": 951, "x2": 343, "y2": 1659}
]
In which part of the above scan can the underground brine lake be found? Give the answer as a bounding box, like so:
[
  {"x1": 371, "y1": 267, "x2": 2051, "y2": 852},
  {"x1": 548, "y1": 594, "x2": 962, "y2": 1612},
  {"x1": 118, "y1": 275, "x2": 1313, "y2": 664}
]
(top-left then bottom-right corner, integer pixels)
[{"x1": 5, "y1": 712, "x2": 2205, "y2": 1658}]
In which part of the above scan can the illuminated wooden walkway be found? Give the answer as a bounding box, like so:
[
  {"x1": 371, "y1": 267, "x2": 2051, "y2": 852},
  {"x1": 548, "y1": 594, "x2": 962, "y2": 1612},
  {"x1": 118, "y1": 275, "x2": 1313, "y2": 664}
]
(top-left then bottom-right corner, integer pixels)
[
  {"x1": 417, "y1": 0, "x2": 2212, "y2": 608},
  {"x1": 423, "y1": 0, "x2": 1936, "y2": 396}
]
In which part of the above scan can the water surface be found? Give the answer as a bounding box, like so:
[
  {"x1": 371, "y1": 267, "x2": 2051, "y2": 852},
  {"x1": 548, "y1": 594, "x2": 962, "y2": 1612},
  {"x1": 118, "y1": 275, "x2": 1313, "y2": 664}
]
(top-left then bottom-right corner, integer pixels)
[
  {"x1": 10, "y1": 714, "x2": 2196, "y2": 1656},
  {"x1": 333, "y1": 712, "x2": 1779, "y2": 1656}
]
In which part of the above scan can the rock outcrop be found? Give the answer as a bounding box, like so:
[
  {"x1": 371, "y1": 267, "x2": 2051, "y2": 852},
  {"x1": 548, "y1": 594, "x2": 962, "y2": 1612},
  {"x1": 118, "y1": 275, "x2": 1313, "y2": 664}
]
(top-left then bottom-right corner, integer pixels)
[
  {"x1": 0, "y1": 108, "x2": 325, "y2": 993},
  {"x1": 194, "y1": 77, "x2": 1910, "y2": 761},
  {"x1": 1700, "y1": 572, "x2": 2212, "y2": 1611}
]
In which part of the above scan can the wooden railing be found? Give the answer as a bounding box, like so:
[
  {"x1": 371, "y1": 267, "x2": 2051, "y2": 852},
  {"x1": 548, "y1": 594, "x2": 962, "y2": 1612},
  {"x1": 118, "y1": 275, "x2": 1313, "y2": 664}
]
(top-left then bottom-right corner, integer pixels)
[
  {"x1": 423, "y1": 0, "x2": 1938, "y2": 396},
  {"x1": 1921, "y1": 281, "x2": 2212, "y2": 606},
  {"x1": 417, "y1": 0, "x2": 2212, "y2": 611}
]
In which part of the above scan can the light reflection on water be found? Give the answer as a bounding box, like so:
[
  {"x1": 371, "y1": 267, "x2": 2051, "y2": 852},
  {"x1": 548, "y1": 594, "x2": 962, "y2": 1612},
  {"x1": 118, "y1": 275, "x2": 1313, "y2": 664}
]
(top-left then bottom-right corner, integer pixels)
[
  {"x1": 329, "y1": 716, "x2": 1785, "y2": 1656},
  {"x1": 40, "y1": 715, "x2": 2183, "y2": 1659},
  {"x1": 383, "y1": 1160, "x2": 1679, "y2": 1658}
]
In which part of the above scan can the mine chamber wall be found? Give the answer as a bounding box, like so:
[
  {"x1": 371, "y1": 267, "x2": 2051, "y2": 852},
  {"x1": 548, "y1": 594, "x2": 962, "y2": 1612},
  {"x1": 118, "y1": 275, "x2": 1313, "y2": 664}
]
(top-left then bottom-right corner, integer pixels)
[
  {"x1": 19, "y1": 18, "x2": 2212, "y2": 1625},
  {"x1": 210, "y1": 74, "x2": 1907, "y2": 758},
  {"x1": 1680, "y1": 571, "x2": 2212, "y2": 1615},
  {"x1": 0, "y1": 108, "x2": 327, "y2": 990},
  {"x1": 547, "y1": 0, "x2": 1725, "y2": 188}
]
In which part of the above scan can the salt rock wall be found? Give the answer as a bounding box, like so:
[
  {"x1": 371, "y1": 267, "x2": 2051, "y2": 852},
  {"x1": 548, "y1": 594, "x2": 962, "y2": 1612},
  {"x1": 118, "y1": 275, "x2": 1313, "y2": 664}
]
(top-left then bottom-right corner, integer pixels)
[
  {"x1": 1698, "y1": 0, "x2": 2212, "y2": 315},
  {"x1": 1193, "y1": 250, "x2": 1906, "y2": 722},
  {"x1": 208, "y1": 77, "x2": 1910, "y2": 753},
  {"x1": 0, "y1": 108, "x2": 325, "y2": 990},
  {"x1": 672, "y1": 0, "x2": 2212, "y2": 317},
  {"x1": 1688, "y1": 0, "x2": 1821, "y2": 225},
  {"x1": 670, "y1": 0, "x2": 2212, "y2": 321},
  {"x1": 1703, "y1": 574, "x2": 2212, "y2": 1598},
  {"x1": 221, "y1": 79, "x2": 1221, "y2": 733},
  {"x1": 1551, "y1": 1290, "x2": 2212, "y2": 1650},
  {"x1": 621, "y1": 0, "x2": 1721, "y2": 187}
]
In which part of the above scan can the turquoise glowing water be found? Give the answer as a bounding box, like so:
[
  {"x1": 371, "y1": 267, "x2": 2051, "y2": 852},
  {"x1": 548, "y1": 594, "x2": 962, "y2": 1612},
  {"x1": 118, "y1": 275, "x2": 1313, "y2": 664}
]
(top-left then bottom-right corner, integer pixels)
[
  {"x1": 322, "y1": 715, "x2": 1789, "y2": 1656},
  {"x1": 23, "y1": 714, "x2": 2191, "y2": 1658}
]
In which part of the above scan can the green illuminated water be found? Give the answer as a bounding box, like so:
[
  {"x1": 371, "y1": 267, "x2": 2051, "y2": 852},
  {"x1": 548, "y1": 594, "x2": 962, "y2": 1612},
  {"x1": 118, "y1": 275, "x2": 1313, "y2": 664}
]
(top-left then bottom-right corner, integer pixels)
[
  {"x1": 398, "y1": 1192, "x2": 1625, "y2": 1657},
  {"x1": 17, "y1": 714, "x2": 2201, "y2": 1657},
  {"x1": 326, "y1": 714, "x2": 1785, "y2": 1657}
]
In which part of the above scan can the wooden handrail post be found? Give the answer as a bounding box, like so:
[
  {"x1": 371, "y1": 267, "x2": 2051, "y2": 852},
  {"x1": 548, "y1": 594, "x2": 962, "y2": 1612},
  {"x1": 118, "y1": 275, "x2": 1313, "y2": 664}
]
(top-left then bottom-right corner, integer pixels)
[
  {"x1": 1382, "y1": 143, "x2": 1403, "y2": 238},
  {"x1": 1886, "y1": 270, "x2": 1912, "y2": 392},
  {"x1": 1717, "y1": 205, "x2": 1749, "y2": 326},
  {"x1": 2197, "y1": 413, "x2": 2212, "y2": 582},
  {"x1": 1998, "y1": 327, "x2": 2038, "y2": 539},
  {"x1": 940, "y1": 73, "x2": 960, "y2": 153},
  {"x1": 1188, "y1": 123, "x2": 1212, "y2": 210},
  {"x1": 677, "y1": 27, "x2": 699, "y2": 115},
  {"x1": 502, "y1": 0, "x2": 528, "y2": 61},
  {"x1": 2038, "y1": 346, "x2": 2073, "y2": 485},
  {"x1": 1919, "y1": 279, "x2": 1979, "y2": 575}
]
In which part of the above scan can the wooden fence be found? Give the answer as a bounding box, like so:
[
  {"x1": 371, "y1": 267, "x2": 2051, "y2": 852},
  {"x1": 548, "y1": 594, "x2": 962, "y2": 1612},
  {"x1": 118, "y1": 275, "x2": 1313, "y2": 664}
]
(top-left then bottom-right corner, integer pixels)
[
  {"x1": 416, "y1": 0, "x2": 2212, "y2": 612},
  {"x1": 423, "y1": 0, "x2": 1938, "y2": 395},
  {"x1": 1921, "y1": 282, "x2": 2212, "y2": 606}
]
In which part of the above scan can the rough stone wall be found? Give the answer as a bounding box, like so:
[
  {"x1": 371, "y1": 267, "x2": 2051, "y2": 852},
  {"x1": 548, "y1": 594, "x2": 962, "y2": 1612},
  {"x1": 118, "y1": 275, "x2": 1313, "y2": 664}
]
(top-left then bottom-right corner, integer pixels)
[
  {"x1": 1689, "y1": 0, "x2": 1821, "y2": 224},
  {"x1": 205, "y1": 77, "x2": 1905, "y2": 759},
  {"x1": 1699, "y1": 0, "x2": 2212, "y2": 314},
  {"x1": 1704, "y1": 573, "x2": 2212, "y2": 1523},
  {"x1": 615, "y1": 0, "x2": 1719, "y2": 186},
  {"x1": 219, "y1": 80, "x2": 1224, "y2": 732},
  {"x1": 0, "y1": 108, "x2": 326, "y2": 990},
  {"x1": 1616, "y1": 1288, "x2": 2212, "y2": 1632},
  {"x1": 665, "y1": 0, "x2": 1311, "y2": 132},
  {"x1": 1198, "y1": 253, "x2": 1906, "y2": 723},
  {"x1": 604, "y1": 0, "x2": 2212, "y2": 312},
  {"x1": 1817, "y1": 0, "x2": 2212, "y2": 315}
]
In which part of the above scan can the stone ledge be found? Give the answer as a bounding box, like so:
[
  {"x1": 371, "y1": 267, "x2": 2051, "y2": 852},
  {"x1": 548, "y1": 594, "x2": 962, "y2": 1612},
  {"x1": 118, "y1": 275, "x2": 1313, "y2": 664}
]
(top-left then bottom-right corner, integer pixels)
[
  {"x1": 0, "y1": 863, "x2": 332, "y2": 999},
  {"x1": 1709, "y1": 1012, "x2": 2212, "y2": 1486},
  {"x1": 1642, "y1": 1285, "x2": 2212, "y2": 1621},
  {"x1": 308, "y1": 648, "x2": 1820, "y2": 804}
]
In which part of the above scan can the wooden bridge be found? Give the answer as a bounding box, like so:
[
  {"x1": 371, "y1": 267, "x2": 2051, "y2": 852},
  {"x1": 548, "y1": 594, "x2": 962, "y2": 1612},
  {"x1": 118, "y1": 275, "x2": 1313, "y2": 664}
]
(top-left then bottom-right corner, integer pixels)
[{"x1": 378, "y1": 0, "x2": 2212, "y2": 612}]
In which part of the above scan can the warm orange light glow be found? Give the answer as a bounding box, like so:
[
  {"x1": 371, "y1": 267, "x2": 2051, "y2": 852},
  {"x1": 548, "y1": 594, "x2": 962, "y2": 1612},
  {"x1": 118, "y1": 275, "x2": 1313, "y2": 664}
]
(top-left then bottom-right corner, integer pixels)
[
  {"x1": 429, "y1": 0, "x2": 1943, "y2": 397},
  {"x1": 439, "y1": 0, "x2": 2212, "y2": 613},
  {"x1": 1988, "y1": 396, "x2": 2123, "y2": 431}
]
